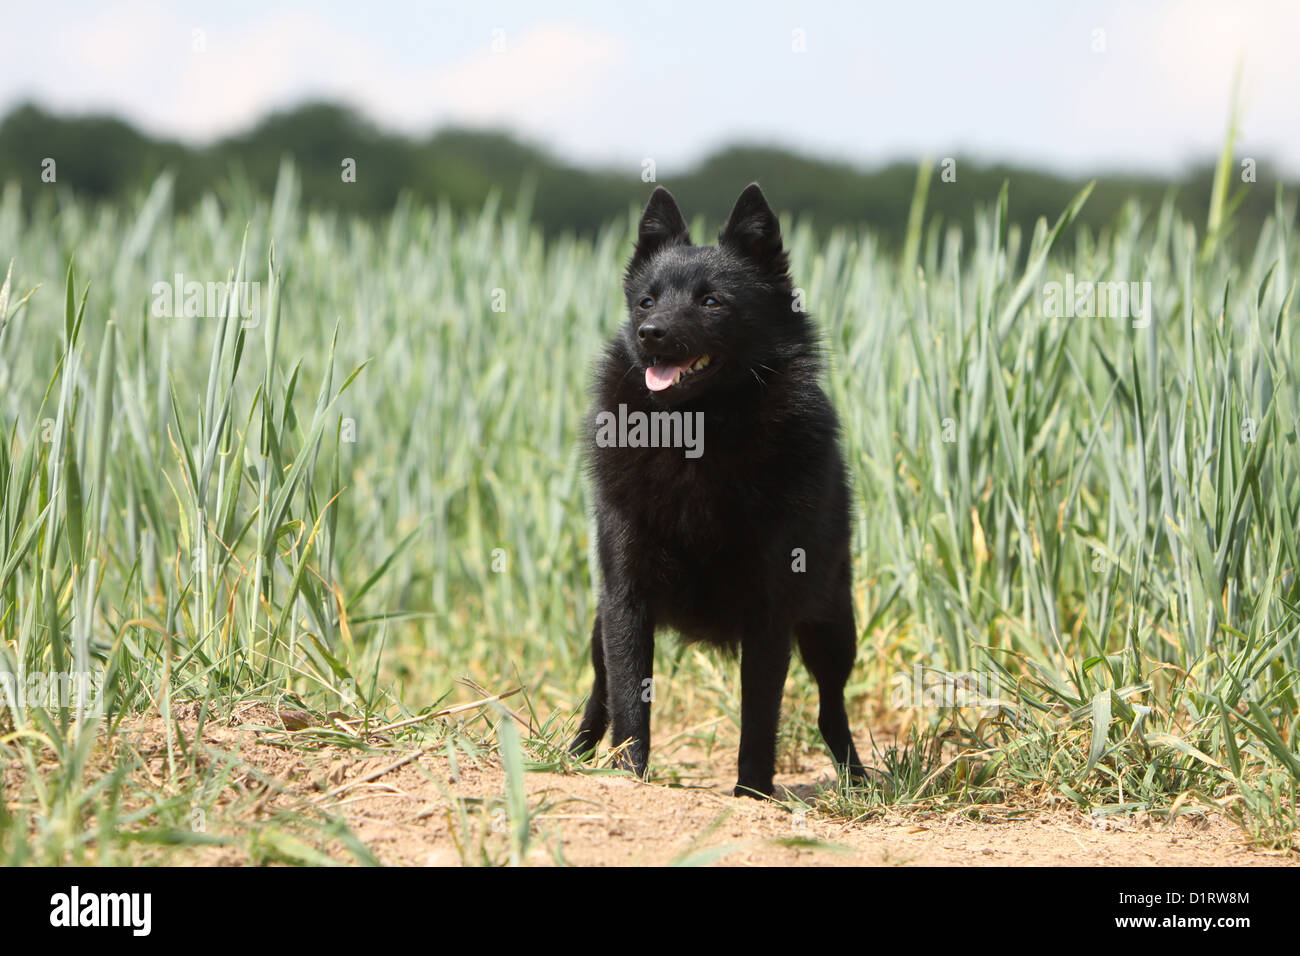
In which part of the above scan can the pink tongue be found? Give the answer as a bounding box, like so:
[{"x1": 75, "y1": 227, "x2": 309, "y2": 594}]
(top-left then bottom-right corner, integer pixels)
[{"x1": 645, "y1": 359, "x2": 692, "y2": 392}]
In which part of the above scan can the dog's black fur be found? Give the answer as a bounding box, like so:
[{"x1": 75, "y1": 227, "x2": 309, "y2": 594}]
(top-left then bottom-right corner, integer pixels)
[{"x1": 570, "y1": 184, "x2": 866, "y2": 798}]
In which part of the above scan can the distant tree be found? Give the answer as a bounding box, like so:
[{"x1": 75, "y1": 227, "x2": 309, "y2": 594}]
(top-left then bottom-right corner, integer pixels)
[{"x1": 0, "y1": 102, "x2": 1288, "y2": 252}]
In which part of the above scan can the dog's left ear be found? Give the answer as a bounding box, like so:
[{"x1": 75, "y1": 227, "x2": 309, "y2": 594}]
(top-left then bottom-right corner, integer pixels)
[{"x1": 719, "y1": 184, "x2": 789, "y2": 282}]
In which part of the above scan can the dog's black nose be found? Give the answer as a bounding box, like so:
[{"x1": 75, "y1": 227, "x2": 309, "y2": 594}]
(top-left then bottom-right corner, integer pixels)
[{"x1": 637, "y1": 319, "x2": 668, "y2": 343}]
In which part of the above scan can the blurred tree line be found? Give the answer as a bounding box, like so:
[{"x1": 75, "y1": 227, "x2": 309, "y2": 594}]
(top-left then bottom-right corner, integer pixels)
[{"x1": 0, "y1": 101, "x2": 1289, "y2": 249}]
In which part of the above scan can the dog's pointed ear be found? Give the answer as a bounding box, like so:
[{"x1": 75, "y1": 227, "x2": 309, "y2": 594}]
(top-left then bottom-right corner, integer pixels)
[
  {"x1": 628, "y1": 187, "x2": 690, "y2": 275},
  {"x1": 719, "y1": 184, "x2": 788, "y2": 283}
]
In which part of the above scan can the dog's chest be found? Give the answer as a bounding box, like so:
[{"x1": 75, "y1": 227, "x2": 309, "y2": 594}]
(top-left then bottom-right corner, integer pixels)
[{"x1": 603, "y1": 446, "x2": 772, "y2": 612}]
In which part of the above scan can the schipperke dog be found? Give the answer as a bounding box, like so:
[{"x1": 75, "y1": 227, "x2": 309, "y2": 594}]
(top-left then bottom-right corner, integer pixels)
[{"x1": 570, "y1": 184, "x2": 867, "y2": 798}]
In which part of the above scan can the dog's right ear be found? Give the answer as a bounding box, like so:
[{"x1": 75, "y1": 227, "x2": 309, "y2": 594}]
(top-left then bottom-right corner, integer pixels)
[{"x1": 628, "y1": 187, "x2": 690, "y2": 275}]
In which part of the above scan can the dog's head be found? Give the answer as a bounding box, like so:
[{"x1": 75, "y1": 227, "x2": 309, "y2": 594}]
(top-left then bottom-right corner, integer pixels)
[{"x1": 620, "y1": 184, "x2": 804, "y2": 405}]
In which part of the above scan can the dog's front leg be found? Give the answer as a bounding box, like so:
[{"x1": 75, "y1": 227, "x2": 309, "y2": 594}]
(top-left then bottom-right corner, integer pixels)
[
  {"x1": 735, "y1": 624, "x2": 792, "y2": 799},
  {"x1": 602, "y1": 595, "x2": 655, "y2": 778}
]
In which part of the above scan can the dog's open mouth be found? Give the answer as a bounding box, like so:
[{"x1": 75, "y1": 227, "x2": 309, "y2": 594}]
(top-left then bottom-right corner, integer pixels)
[{"x1": 645, "y1": 354, "x2": 714, "y2": 392}]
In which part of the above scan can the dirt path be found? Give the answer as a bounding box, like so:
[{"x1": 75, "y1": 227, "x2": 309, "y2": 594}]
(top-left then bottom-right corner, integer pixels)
[
  {"x1": 107, "y1": 708, "x2": 1297, "y2": 867},
  {"x1": 323, "y1": 758, "x2": 1289, "y2": 867}
]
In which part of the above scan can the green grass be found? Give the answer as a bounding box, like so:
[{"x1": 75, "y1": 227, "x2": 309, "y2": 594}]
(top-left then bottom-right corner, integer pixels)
[{"x1": 0, "y1": 156, "x2": 1298, "y2": 863}]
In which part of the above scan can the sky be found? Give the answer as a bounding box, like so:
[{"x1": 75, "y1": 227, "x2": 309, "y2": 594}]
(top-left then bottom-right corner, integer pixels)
[{"x1": 1, "y1": 1, "x2": 1297, "y2": 177}]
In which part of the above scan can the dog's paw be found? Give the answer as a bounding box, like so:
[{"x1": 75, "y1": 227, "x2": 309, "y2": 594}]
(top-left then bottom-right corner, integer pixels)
[
  {"x1": 733, "y1": 781, "x2": 776, "y2": 800},
  {"x1": 610, "y1": 752, "x2": 649, "y2": 779},
  {"x1": 842, "y1": 764, "x2": 875, "y2": 789}
]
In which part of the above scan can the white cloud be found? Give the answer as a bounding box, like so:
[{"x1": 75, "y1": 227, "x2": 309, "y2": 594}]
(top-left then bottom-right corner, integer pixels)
[
  {"x1": 6, "y1": 5, "x2": 625, "y2": 144},
  {"x1": 1, "y1": 1, "x2": 1298, "y2": 174},
  {"x1": 1068, "y1": 0, "x2": 1300, "y2": 171},
  {"x1": 429, "y1": 25, "x2": 624, "y2": 132}
]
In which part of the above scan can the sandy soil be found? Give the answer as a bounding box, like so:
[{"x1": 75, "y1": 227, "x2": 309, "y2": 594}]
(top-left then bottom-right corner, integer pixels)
[{"x1": 97, "y1": 705, "x2": 1298, "y2": 867}]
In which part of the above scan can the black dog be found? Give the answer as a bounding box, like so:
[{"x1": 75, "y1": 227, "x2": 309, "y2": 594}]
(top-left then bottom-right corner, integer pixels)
[{"x1": 571, "y1": 184, "x2": 867, "y2": 798}]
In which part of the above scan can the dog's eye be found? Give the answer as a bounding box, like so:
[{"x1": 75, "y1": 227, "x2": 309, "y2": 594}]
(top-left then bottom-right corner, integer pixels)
[
  {"x1": 702, "y1": 295, "x2": 722, "y2": 308},
  {"x1": 638, "y1": 296, "x2": 655, "y2": 310}
]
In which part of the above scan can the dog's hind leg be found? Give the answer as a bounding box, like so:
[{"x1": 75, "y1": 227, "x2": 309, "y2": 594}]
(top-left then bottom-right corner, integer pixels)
[
  {"x1": 569, "y1": 614, "x2": 609, "y2": 757},
  {"x1": 796, "y1": 590, "x2": 868, "y2": 783}
]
